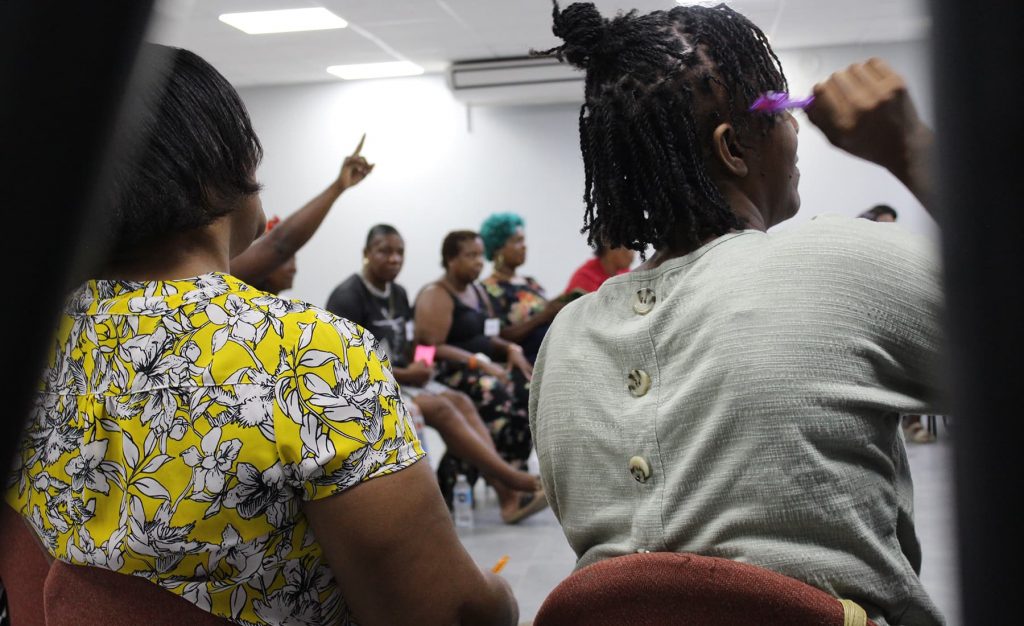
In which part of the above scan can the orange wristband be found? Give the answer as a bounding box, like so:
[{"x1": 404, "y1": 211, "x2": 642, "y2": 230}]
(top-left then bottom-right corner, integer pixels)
[{"x1": 467, "y1": 355, "x2": 478, "y2": 370}]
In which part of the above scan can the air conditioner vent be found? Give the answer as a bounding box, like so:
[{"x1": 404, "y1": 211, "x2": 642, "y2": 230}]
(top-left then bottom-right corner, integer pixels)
[{"x1": 448, "y1": 56, "x2": 584, "y2": 105}]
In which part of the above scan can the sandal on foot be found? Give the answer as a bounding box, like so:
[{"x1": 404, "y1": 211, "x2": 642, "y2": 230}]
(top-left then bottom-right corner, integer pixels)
[{"x1": 501, "y1": 490, "x2": 549, "y2": 525}]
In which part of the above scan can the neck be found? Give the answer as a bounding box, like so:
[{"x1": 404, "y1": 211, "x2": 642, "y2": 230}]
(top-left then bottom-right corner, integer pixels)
[
  {"x1": 492, "y1": 263, "x2": 516, "y2": 280},
  {"x1": 637, "y1": 188, "x2": 769, "y2": 272},
  {"x1": 362, "y1": 268, "x2": 388, "y2": 291},
  {"x1": 729, "y1": 202, "x2": 768, "y2": 232},
  {"x1": 638, "y1": 232, "x2": 721, "y2": 271},
  {"x1": 719, "y1": 183, "x2": 769, "y2": 232},
  {"x1": 444, "y1": 273, "x2": 470, "y2": 291},
  {"x1": 104, "y1": 230, "x2": 230, "y2": 281},
  {"x1": 598, "y1": 255, "x2": 618, "y2": 276}
]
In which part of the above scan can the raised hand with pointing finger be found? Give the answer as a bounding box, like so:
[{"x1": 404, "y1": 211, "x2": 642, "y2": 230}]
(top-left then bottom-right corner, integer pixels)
[
  {"x1": 337, "y1": 133, "x2": 375, "y2": 192},
  {"x1": 231, "y1": 132, "x2": 376, "y2": 286}
]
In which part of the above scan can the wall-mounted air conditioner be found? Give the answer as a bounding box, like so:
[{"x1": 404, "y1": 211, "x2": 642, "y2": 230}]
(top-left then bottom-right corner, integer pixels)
[{"x1": 447, "y1": 56, "x2": 584, "y2": 106}]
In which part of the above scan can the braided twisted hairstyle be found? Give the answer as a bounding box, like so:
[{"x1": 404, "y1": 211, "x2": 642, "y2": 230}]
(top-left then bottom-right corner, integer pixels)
[{"x1": 534, "y1": 2, "x2": 787, "y2": 254}]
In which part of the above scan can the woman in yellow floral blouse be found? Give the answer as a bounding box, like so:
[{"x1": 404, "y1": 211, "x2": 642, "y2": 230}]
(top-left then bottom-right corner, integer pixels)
[{"x1": 4, "y1": 44, "x2": 516, "y2": 626}]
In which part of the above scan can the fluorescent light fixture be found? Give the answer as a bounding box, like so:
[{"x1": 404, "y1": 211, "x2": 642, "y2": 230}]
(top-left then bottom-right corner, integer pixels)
[
  {"x1": 219, "y1": 8, "x2": 347, "y2": 35},
  {"x1": 326, "y1": 61, "x2": 424, "y2": 80}
]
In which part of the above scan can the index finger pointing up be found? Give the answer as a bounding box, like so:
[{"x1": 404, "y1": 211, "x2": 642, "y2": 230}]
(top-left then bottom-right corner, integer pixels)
[{"x1": 351, "y1": 133, "x2": 366, "y2": 157}]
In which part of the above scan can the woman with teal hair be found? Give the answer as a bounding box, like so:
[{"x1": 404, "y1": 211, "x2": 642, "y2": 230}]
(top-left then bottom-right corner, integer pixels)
[{"x1": 479, "y1": 212, "x2": 568, "y2": 363}]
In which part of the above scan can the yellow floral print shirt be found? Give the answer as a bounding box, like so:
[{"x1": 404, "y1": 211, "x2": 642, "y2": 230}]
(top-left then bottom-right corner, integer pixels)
[{"x1": 5, "y1": 272, "x2": 424, "y2": 625}]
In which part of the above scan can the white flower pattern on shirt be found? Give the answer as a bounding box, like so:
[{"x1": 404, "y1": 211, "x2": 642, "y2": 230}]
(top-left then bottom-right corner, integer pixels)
[{"x1": 5, "y1": 273, "x2": 423, "y2": 625}]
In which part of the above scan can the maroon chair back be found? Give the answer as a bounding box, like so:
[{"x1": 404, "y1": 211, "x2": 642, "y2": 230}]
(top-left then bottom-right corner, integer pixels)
[
  {"x1": 43, "y1": 561, "x2": 233, "y2": 626},
  {"x1": 0, "y1": 503, "x2": 50, "y2": 626},
  {"x1": 534, "y1": 552, "x2": 877, "y2": 626}
]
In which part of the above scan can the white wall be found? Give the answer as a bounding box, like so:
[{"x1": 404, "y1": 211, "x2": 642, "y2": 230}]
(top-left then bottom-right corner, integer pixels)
[
  {"x1": 773, "y1": 41, "x2": 935, "y2": 237},
  {"x1": 240, "y1": 39, "x2": 934, "y2": 308}
]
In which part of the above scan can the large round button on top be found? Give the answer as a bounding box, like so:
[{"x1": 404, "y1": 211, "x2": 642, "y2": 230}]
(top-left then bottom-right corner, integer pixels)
[
  {"x1": 629, "y1": 456, "x2": 651, "y2": 483},
  {"x1": 632, "y1": 287, "x2": 656, "y2": 315},
  {"x1": 627, "y1": 369, "x2": 652, "y2": 397}
]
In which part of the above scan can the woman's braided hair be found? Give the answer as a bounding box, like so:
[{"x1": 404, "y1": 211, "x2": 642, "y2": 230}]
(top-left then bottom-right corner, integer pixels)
[{"x1": 534, "y1": 2, "x2": 787, "y2": 254}]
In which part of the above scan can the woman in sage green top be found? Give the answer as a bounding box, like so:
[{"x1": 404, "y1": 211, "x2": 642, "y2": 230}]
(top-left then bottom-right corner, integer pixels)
[{"x1": 530, "y1": 3, "x2": 942, "y2": 625}]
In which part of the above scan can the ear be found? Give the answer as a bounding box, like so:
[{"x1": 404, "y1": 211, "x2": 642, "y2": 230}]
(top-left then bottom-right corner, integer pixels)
[{"x1": 712, "y1": 123, "x2": 749, "y2": 178}]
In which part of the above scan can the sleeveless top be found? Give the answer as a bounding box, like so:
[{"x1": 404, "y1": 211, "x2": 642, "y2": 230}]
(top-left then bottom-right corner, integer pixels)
[{"x1": 437, "y1": 282, "x2": 496, "y2": 360}]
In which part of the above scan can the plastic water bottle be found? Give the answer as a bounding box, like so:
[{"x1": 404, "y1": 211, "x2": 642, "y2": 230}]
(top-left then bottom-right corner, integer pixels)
[{"x1": 453, "y1": 474, "x2": 474, "y2": 529}]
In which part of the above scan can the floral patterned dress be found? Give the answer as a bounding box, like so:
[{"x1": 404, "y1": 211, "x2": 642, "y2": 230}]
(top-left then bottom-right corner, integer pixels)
[
  {"x1": 4, "y1": 273, "x2": 423, "y2": 625},
  {"x1": 424, "y1": 283, "x2": 533, "y2": 506},
  {"x1": 481, "y1": 275, "x2": 550, "y2": 363}
]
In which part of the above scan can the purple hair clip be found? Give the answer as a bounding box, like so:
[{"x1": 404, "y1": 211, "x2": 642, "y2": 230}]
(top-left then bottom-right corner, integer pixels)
[{"x1": 749, "y1": 91, "x2": 815, "y2": 114}]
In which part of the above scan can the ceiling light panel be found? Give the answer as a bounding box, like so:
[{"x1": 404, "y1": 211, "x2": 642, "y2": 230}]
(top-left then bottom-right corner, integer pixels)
[
  {"x1": 219, "y1": 8, "x2": 348, "y2": 35},
  {"x1": 326, "y1": 61, "x2": 425, "y2": 80}
]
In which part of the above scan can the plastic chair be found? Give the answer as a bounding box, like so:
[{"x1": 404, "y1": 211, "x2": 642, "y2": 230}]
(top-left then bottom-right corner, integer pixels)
[
  {"x1": 0, "y1": 503, "x2": 50, "y2": 626},
  {"x1": 44, "y1": 561, "x2": 232, "y2": 626},
  {"x1": 534, "y1": 552, "x2": 876, "y2": 626}
]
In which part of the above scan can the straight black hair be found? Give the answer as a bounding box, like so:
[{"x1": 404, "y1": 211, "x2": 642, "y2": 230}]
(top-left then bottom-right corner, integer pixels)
[
  {"x1": 108, "y1": 44, "x2": 263, "y2": 258},
  {"x1": 441, "y1": 230, "x2": 479, "y2": 269}
]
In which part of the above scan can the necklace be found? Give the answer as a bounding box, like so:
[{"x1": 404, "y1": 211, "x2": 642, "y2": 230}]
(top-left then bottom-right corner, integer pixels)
[
  {"x1": 360, "y1": 274, "x2": 395, "y2": 319},
  {"x1": 492, "y1": 266, "x2": 515, "y2": 282}
]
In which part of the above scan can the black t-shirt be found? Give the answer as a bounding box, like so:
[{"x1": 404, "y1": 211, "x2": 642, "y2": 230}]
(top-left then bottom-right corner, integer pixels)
[{"x1": 325, "y1": 274, "x2": 413, "y2": 367}]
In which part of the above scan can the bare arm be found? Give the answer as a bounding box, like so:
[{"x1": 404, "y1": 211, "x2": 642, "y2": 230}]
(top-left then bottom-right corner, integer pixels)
[
  {"x1": 415, "y1": 285, "x2": 511, "y2": 382},
  {"x1": 231, "y1": 135, "x2": 375, "y2": 284},
  {"x1": 414, "y1": 284, "x2": 456, "y2": 349},
  {"x1": 393, "y1": 361, "x2": 433, "y2": 387},
  {"x1": 303, "y1": 460, "x2": 518, "y2": 626},
  {"x1": 498, "y1": 299, "x2": 564, "y2": 344},
  {"x1": 488, "y1": 337, "x2": 532, "y2": 381},
  {"x1": 806, "y1": 58, "x2": 934, "y2": 213}
]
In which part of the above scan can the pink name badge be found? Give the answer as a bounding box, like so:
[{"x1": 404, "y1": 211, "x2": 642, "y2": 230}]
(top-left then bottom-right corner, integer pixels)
[{"x1": 414, "y1": 345, "x2": 436, "y2": 366}]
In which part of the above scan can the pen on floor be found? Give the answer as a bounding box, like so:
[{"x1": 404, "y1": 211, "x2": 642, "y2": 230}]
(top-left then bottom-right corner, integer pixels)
[{"x1": 491, "y1": 555, "x2": 510, "y2": 574}]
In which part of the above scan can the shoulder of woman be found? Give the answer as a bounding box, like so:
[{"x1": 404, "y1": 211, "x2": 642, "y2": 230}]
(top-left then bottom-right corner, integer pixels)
[
  {"x1": 419, "y1": 281, "x2": 447, "y2": 295},
  {"x1": 797, "y1": 214, "x2": 938, "y2": 264},
  {"x1": 416, "y1": 282, "x2": 453, "y2": 305}
]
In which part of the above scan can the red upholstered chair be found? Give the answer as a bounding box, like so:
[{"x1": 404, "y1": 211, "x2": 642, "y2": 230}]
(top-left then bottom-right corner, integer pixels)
[
  {"x1": 43, "y1": 561, "x2": 233, "y2": 626},
  {"x1": 0, "y1": 503, "x2": 50, "y2": 626},
  {"x1": 534, "y1": 552, "x2": 877, "y2": 626}
]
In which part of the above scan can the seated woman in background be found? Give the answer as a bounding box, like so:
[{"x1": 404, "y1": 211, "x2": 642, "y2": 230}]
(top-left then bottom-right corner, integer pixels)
[
  {"x1": 530, "y1": 3, "x2": 943, "y2": 625},
  {"x1": 4, "y1": 44, "x2": 516, "y2": 626},
  {"x1": 479, "y1": 212, "x2": 566, "y2": 364},
  {"x1": 325, "y1": 224, "x2": 544, "y2": 521},
  {"x1": 563, "y1": 241, "x2": 634, "y2": 294},
  {"x1": 415, "y1": 231, "x2": 547, "y2": 522}
]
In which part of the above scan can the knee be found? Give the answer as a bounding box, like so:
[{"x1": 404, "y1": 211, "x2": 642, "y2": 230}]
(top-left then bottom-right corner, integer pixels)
[
  {"x1": 446, "y1": 390, "x2": 475, "y2": 412},
  {"x1": 421, "y1": 395, "x2": 460, "y2": 429}
]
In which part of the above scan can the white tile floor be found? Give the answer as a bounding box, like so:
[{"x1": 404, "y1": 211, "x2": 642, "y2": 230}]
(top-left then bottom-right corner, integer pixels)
[
  {"x1": 905, "y1": 423, "x2": 961, "y2": 624},
  {"x1": 428, "y1": 421, "x2": 962, "y2": 624}
]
